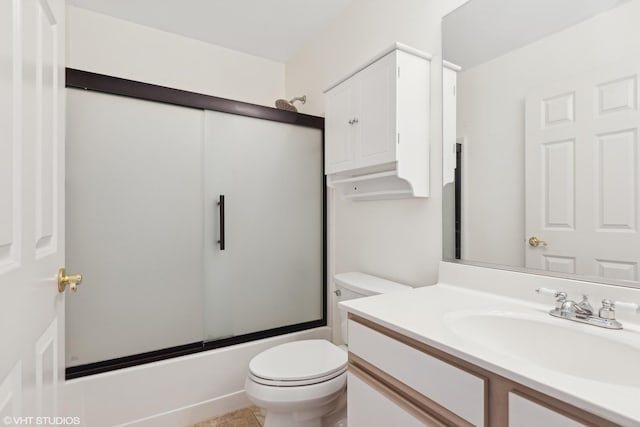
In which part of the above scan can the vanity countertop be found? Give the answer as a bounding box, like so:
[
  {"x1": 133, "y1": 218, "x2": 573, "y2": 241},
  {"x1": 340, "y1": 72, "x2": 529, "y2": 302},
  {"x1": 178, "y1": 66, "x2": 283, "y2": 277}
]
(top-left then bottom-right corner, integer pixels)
[{"x1": 340, "y1": 283, "x2": 640, "y2": 427}]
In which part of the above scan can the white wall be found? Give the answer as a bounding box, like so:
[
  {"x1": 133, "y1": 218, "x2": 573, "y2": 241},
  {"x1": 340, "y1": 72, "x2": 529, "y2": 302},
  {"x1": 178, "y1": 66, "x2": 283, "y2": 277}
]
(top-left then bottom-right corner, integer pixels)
[
  {"x1": 458, "y1": 1, "x2": 640, "y2": 267},
  {"x1": 67, "y1": 6, "x2": 285, "y2": 107},
  {"x1": 285, "y1": 0, "x2": 468, "y2": 294}
]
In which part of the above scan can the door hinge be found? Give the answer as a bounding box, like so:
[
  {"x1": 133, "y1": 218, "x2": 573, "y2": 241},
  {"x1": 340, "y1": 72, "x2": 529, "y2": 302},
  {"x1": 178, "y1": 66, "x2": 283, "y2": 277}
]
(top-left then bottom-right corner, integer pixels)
[
  {"x1": 453, "y1": 85, "x2": 456, "y2": 96},
  {"x1": 397, "y1": 66, "x2": 400, "y2": 78}
]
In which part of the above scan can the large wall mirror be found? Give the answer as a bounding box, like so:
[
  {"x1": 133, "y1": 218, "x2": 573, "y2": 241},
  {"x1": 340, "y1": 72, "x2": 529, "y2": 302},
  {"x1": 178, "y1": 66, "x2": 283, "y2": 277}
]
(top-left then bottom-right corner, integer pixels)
[{"x1": 442, "y1": 0, "x2": 640, "y2": 288}]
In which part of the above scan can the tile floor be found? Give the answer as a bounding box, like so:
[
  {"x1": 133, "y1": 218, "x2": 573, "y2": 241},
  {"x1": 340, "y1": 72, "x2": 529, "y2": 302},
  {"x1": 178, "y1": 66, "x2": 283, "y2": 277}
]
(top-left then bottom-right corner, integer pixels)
[{"x1": 189, "y1": 406, "x2": 265, "y2": 427}]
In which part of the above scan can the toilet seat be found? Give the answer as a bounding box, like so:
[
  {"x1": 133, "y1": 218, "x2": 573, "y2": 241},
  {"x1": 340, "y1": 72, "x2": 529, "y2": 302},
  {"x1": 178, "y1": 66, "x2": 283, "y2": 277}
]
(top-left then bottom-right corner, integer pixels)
[
  {"x1": 248, "y1": 365, "x2": 347, "y2": 387},
  {"x1": 248, "y1": 339, "x2": 347, "y2": 387}
]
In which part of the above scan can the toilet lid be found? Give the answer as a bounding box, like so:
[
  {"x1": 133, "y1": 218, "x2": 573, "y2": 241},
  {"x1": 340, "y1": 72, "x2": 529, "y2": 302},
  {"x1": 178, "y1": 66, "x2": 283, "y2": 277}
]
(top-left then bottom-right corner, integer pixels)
[{"x1": 249, "y1": 340, "x2": 347, "y2": 385}]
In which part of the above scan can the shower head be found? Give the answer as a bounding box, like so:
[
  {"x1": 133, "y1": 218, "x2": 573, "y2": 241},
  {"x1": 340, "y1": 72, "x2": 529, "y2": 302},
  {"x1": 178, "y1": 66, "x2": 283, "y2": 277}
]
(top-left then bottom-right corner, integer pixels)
[{"x1": 275, "y1": 95, "x2": 307, "y2": 112}]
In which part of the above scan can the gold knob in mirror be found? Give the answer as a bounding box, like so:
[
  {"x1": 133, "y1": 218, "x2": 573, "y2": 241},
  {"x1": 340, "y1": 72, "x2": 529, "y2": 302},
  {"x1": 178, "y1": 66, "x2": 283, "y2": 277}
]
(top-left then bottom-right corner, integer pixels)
[
  {"x1": 58, "y1": 268, "x2": 83, "y2": 293},
  {"x1": 528, "y1": 236, "x2": 548, "y2": 247}
]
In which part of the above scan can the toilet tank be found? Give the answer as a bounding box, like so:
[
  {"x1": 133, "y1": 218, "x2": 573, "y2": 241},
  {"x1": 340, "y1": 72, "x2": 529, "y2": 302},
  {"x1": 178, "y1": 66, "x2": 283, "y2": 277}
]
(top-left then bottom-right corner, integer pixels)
[{"x1": 334, "y1": 272, "x2": 412, "y2": 345}]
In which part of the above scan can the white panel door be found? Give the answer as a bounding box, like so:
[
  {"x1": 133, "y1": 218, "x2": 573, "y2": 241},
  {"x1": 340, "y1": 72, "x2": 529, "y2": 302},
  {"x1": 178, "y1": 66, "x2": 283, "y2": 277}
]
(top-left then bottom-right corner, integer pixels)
[
  {"x1": 0, "y1": 0, "x2": 66, "y2": 422},
  {"x1": 525, "y1": 60, "x2": 640, "y2": 280}
]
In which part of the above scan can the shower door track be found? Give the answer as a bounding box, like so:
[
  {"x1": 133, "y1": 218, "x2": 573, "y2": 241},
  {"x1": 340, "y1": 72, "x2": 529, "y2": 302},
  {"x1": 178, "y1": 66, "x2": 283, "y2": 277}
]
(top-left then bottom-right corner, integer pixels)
[
  {"x1": 66, "y1": 320, "x2": 326, "y2": 379},
  {"x1": 65, "y1": 69, "x2": 327, "y2": 380}
]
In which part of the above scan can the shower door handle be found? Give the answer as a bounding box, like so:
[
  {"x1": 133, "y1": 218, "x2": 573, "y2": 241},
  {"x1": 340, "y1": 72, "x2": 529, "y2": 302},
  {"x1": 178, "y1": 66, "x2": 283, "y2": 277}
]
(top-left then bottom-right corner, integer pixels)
[{"x1": 217, "y1": 195, "x2": 225, "y2": 250}]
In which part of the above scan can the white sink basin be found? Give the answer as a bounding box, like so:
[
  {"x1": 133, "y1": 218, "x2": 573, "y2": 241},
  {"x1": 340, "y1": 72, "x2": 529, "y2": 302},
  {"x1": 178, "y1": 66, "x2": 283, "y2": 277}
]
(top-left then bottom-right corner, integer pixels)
[{"x1": 443, "y1": 310, "x2": 640, "y2": 388}]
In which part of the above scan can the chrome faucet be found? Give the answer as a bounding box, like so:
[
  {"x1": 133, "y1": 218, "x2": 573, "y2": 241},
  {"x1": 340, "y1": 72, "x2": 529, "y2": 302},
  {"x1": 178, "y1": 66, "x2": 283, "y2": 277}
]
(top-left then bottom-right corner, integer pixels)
[
  {"x1": 560, "y1": 294, "x2": 594, "y2": 316},
  {"x1": 536, "y1": 288, "x2": 640, "y2": 330}
]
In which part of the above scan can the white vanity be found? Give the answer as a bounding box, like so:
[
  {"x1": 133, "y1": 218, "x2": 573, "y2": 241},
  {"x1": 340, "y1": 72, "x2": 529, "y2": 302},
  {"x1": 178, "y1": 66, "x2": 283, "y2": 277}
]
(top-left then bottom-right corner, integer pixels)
[{"x1": 340, "y1": 263, "x2": 640, "y2": 427}]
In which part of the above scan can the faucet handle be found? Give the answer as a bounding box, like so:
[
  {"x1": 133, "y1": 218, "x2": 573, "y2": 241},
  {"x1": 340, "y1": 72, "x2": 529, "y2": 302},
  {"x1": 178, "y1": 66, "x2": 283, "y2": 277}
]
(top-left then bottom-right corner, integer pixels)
[
  {"x1": 613, "y1": 301, "x2": 640, "y2": 315},
  {"x1": 598, "y1": 299, "x2": 640, "y2": 320},
  {"x1": 536, "y1": 288, "x2": 567, "y2": 301},
  {"x1": 536, "y1": 288, "x2": 567, "y2": 311},
  {"x1": 599, "y1": 299, "x2": 616, "y2": 320}
]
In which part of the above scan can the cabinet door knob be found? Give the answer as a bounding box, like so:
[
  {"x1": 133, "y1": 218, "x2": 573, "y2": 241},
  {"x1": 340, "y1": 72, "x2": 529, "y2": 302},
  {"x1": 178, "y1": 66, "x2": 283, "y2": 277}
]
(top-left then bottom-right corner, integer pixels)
[{"x1": 348, "y1": 118, "x2": 359, "y2": 125}]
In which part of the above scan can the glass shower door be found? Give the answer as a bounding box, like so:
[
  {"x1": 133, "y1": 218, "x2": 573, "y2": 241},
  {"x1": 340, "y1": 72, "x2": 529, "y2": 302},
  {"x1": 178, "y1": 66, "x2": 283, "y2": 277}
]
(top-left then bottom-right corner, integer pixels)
[
  {"x1": 203, "y1": 110, "x2": 324, "y2": 341},
  {"x1": 66, "y1": 89, "x2": 205, "y2": 367}
]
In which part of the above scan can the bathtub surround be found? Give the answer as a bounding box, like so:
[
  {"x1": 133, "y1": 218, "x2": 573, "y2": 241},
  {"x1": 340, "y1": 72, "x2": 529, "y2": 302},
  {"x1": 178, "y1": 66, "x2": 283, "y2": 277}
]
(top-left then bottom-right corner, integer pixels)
[{"x1": 64, "y1": 328, "x2": 330, "y2": 427}]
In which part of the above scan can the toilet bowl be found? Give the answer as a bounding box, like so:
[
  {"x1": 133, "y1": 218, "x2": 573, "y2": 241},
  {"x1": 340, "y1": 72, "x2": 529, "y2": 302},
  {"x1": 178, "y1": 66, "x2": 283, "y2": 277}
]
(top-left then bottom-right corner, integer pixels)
[
  {"x1": 244, "y1": 272, "x2": 412, "y2": 427},
  {"x1": 245, "y1": 339, "x2": 347, "y2": 427}
]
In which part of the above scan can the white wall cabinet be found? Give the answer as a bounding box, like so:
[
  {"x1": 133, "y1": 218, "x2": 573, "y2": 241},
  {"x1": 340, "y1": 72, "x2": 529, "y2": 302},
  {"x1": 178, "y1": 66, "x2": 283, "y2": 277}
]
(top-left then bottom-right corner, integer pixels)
[
  {"x1": 346, "y1": 315, "x2": 619, "y2": 427},
  {"x1": 324, "y1": 43, "x2": 431, "y2": 200},
  {"x1": 325, "y1": 51, "x2": 397, "y2": 174},
  {"x1": 325, "y1": 76, "x2": 358, "y2": 172}
]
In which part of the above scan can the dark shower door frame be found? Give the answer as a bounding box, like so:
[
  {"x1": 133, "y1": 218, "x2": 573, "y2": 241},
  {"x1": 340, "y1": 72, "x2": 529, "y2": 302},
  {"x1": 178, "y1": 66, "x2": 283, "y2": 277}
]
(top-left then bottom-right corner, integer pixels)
[{"x1": 65, "y1": 69, "x2": 327, "y2": 379}]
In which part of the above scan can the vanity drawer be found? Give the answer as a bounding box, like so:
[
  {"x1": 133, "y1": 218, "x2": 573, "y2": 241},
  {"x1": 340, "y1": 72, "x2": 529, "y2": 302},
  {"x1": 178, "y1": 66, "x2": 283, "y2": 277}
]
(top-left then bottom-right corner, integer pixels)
[
  {"x1": 509, "y1": 392, "x2": 586, "y2": 427},
  {"x1": 348, "y1": 318, "x2": 486, "y2": 427},
  {"x1": 348, "y1": 371, "x2": 446, "y2": 427}
]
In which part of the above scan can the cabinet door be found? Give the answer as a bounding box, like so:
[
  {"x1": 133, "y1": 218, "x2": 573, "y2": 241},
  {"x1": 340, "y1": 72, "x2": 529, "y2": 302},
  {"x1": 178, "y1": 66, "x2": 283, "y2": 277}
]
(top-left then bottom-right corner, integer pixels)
[
  {"x1": 348, "y1": 372, "x2": 445, "y2": 427},
  {"x1": 325, "y1": 79, "x2": 357, "y2": 174},
  {"x1": 357, "y1": 51, "x2": 397, "y2": 169},
  {"x1": 509, "y1": 393, "x2": 586, "y2": 427}
]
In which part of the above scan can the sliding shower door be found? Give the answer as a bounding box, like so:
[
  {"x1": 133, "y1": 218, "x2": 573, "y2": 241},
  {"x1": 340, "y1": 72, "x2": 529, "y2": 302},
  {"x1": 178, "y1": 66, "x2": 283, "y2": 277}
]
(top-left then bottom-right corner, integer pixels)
[
  {"x1": 66, "y1": 89, "x2": 205, "y2": 367},
  {"x1": 65, "y1": 75, "x2": 325, "y2": 376},
  {"x1": 204, "y1": 111, "x2": 324, "y2": 341}
]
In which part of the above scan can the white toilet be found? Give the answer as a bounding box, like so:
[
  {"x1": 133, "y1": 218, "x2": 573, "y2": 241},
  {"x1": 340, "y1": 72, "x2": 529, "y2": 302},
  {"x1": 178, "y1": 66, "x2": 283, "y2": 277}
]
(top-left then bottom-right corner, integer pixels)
[{"x1": 245, "y1": 272, "x2": 412, "y2": 427}]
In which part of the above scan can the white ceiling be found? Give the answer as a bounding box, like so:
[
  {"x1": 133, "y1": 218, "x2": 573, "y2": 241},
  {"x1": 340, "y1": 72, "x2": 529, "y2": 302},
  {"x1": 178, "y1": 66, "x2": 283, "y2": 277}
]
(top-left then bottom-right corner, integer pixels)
[
  {"x1": 443, "y1": 0, "x2": 630, "y2": 70},
  {"x1": 67, "y1": 0, "x2": 353, "y2": 62}
]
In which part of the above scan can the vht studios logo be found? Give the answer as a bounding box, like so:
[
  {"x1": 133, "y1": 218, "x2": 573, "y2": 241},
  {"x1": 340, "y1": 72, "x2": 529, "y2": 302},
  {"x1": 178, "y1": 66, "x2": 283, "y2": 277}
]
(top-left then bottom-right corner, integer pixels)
[{"x1": 3, "y1": 417, "x2": 81, "y2": 425}]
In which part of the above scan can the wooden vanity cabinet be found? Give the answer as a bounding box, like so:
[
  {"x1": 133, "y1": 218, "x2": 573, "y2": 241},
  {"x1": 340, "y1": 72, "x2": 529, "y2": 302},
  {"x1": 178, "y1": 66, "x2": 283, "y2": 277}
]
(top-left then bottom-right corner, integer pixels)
[{"x1": 347, "y1": 314, "x2": 621, "y2": 427}]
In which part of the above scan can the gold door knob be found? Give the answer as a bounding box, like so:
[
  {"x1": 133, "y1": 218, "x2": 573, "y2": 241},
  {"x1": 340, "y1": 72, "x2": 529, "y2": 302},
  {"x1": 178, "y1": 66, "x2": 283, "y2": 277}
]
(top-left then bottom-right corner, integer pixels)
[
  {"x1": 528, "y1": 236, "x2": 548, "y2": 247},
  {"x1": 58, "y1": 268, "x2": 83, "y2": 293}
]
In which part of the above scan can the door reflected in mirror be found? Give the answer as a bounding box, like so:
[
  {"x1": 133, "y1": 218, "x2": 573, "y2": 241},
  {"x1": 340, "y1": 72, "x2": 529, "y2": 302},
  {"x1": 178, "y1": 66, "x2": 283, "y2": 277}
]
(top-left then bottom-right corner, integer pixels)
[{"x1": 442, "y1": 0, "x2": 640, "y2": 288}]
